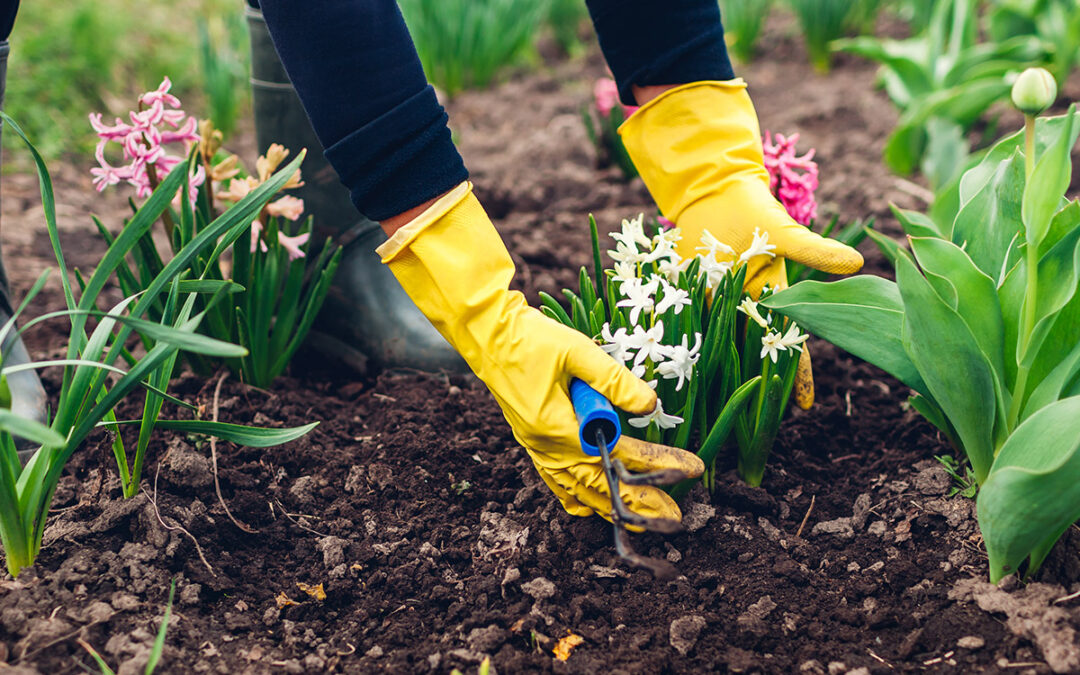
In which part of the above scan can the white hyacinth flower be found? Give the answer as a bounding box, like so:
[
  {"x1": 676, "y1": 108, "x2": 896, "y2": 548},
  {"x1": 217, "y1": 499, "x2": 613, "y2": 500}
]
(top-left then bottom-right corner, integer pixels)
[
  {"x1": 760, "y1": 330, "x2": 785, "y2": 363},
  {"x1": 737, "y1": 227, "x2": 777, "y2": 265},
  {"x1": 778, "y1": 323, "x2": 808, "y2": 352},
  {"x1": 697, "y1": 229, "x2": 737, "y2": 260},
  {"x1": 629, "y1": 321, "x2": 669, "y2": 370},
  {"x1": 698, "y1": 253, "x2": 735, "y2": 288},
  {"x1": 600, "y1": 323, "x2": 635, "y2": 363},
  {"x1": 617, "y1": 276, "x2": 659, "y2": 325},
  {"x1": 610, "y1": 213, "x2": 652, "y2": 250},
  {"x1": 657, "y1": 254, "x2": 687, "y2": 283},
  {"x1": 629, "y1": 396, "x2": 684, "y2": 430},
  {"x1": 608, "y1": 239, "x2": 646, "y2": 265},
  {"x1": 655, "y1": 280, "x2": 691, "y2": 316},
  {"x1": 611, "y1": 260, "x2": 638, "y2": 286},
  {"x1": 656, "y1": 332, "x2": 702, "y2": 391},
  {"x1": 738, "y1": 297, "x2": 771, "y2": 328}
]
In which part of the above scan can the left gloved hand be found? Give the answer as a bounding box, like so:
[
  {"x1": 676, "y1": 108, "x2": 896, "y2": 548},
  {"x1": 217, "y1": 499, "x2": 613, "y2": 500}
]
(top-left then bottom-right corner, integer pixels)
[
  {"x1": 619, "y1": 80, "x2": 862, "y2": 408},
  {"x1": 376, "y1": 182, "x2": 704, "y2": 522},
  {"x1": 618, "y1": 79, "x2": 863, "y2": 297}
]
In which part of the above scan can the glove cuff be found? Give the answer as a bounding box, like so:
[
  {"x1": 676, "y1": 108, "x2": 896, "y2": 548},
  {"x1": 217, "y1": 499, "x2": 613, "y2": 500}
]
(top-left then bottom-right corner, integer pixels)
[{"x1": 376, "y1": 181, "x2": 472, "y2": 262}]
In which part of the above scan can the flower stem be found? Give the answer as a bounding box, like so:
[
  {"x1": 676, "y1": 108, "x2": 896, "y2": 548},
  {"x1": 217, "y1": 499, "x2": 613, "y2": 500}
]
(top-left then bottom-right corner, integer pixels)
[
  {"x1": 144, "y1": 160, "x2": 176, "y2": 241},
  {"x1": 1009, "y1": 114, "x2": 1039, "y2": 428}
]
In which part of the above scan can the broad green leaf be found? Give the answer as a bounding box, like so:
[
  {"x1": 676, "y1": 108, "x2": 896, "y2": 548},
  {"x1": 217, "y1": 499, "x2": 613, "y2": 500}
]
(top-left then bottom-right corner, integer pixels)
[
  {"x1": 1020, "y1": 225, "x2": 1080, "y2": 368},
  {"x1": 865, "y1": 228, "x2": 903, "y2": 269},
  {"x1": 920, "y1": 116, "x2": 968, "y2": 190},
  {"x1": 1023, "y1": 291, "x2": 1080, "y2": 420},
  {"x1": 761, "y1": 276, "x2": 929, "y2": 396},
  {"x1": 978, "y1": 396, "x2": 1080, "y2": 582},
  {"x1": 151, "y1": 419, "x2": 318, "y2": 447},
  {"x1": 997, "y1": 259, "x2": 1026, "y2": 391},
  {"x1": 950, "y1": 153, "x2": 1024, "y2": 283},
  {"x1": 896, "y1": 254, "x2": 996, "y2": 483},
  {"x1": 1040, "y1": 200, "x2": 1080, "y2": 260},
  {"x1": 1022, "y1": 104, "x2": 1077, "y2": 250},
  {"x1": 909, "y1": 237, "x2": 1006, "y2": 388},
  {"x1": 891, "y1": 204, "x2": 943, "y2": 239}
]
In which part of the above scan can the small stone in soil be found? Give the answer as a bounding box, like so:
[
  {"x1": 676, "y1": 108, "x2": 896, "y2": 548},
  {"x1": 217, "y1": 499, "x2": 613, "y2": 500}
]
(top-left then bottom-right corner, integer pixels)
[
  {"x1": 812, "y1": 517, "x2": 855, "y2": 539},
  {"x1": 521, "y1": 577, "x2": 556, "y2": 601},
  {"x1": 957, "y1": 636, "x2": 985, "y2": 650},
  {"x1": 682, "y1": 502, "x2": 715, "y2": 532},
  {"x1": 669, "y1": 615, "x2": 706, "y2": 656}
]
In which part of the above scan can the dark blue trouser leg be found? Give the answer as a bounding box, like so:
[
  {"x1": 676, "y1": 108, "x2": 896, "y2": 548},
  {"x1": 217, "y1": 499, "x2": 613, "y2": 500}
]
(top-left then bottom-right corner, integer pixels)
[{"x1": 585, "y1": 0, "x2": 735, "y2": 106}]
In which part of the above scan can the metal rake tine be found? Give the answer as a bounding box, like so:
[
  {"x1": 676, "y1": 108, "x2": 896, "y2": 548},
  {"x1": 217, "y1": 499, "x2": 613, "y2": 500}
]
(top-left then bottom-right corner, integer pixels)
[{"x1": 611, "y1": 520, "x2": 678, "y2": 580}]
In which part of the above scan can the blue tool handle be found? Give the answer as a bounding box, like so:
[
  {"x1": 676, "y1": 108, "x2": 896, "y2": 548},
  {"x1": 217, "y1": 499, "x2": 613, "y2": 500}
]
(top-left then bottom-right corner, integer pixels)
[{"x1": 569, "y1": 378, "x2": 621, "y2": 457}]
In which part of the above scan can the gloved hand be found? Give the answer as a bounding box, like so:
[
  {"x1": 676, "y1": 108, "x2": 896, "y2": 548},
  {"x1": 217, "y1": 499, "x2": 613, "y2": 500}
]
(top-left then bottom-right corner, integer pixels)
[
  {"x1": 620, "y1": 80, "x2": 862, "y2": 409},
  {"x1": 618, "y1": 80, "x2": 863, "y2": 297},
  {"x1": 376, "y1": 182, "x2": 704, "y2": 521}
]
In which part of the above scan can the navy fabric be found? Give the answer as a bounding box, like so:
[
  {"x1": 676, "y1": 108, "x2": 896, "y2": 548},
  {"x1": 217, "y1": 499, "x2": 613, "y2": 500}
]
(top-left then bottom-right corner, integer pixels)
[
  {"x1": 256, "y1": 0, "x2": 467, "y2": 221},
  {"x1": 1, "y1": 0, "x2": 18, "y2": 41},
  {"x1": 586, "y1": 0, "x2": 734, "y2": 106},
  {"x1": 256, "y1": 0, "x2": 733, "y2": 220}
]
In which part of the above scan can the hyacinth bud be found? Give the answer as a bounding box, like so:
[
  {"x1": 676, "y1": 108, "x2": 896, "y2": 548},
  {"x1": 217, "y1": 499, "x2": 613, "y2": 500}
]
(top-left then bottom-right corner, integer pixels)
[{"x1": 1011, "y1": 67, "x2": 1057, "y2": 116}]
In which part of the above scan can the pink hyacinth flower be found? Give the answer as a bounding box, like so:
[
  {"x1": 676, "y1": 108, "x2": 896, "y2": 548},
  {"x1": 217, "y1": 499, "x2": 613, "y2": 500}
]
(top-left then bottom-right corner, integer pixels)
[
  {"x1": 250, "y1": 221, "x2": 269, "y2": 254},
  {"x1": 762, "y1": 131, "x2": 819, "y2": 226},
  {"x1": 594, "y1": 78, "x2": 619, "y2": 117},
  {"x1": 277, "y1": 232, "x2": 310, "y2": 261},
  {"x1": 90, "y1": 77, "x2": 204, "y2": 203},
  {"x1": 266, "y1": 195, "x2": 305, "y2": 221}
]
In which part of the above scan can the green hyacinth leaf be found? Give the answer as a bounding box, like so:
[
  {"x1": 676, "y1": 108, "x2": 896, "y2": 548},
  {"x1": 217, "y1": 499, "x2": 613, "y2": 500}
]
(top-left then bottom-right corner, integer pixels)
[{"x1": 978, "y1": 396, "x2": 1080, "y2": 583}]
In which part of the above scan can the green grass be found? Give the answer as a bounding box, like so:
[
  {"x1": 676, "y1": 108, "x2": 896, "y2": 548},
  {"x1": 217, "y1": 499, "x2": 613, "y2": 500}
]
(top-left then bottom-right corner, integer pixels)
[{"x1": 4, "y1": 0, "x2": 248, "y2": 162}]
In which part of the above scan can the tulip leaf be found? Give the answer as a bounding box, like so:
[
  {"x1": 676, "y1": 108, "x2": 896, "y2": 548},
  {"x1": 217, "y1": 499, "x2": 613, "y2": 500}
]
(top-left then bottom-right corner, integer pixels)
[
  {"x1": 1023, "y1": 292, "x2": 1080, "y2": 421},
  {"x1": 1019, "y1": 224, "x2": 1080, "y2": 369},
  {"x1": 891, "y1": 204, "x2": 943, "y2": 239},
  {"x1": 1022, "y1": 104, "x2": 1077, "y2": 250},
  {"x1": 978, "y1": 395, "x2": 1080, "y2": 582},
  {"x1": 950, "y1": 152, "x2": 1025, "y2": 283},
  {"x1": 896, "y1": 253, "x2": 996, "y2": 483},
  {"x1": 761, "y1": 276, "x2": 929, "y2": 397},
  {"x1": 909, "y1": 237, "x2": 1006, "y2": 390}
]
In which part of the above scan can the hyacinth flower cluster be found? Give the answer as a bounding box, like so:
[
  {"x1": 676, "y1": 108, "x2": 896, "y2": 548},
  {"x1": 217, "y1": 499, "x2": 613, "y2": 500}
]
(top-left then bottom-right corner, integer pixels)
[
  {"x1": 90, "y1": 77, "x2": 204, "y2": 203},
  {"x1": 541, "y1": 214, "x2": 808, "y2": 488},
  {"x1": 88, "y1": 82, "x2": 341, "y2": 390},
  {"x1": 582, "y1": 78, "x2": 640, "y2": 180},
  {"x1": 762, "y1": 131, "x2": 818, "y2": 226}
]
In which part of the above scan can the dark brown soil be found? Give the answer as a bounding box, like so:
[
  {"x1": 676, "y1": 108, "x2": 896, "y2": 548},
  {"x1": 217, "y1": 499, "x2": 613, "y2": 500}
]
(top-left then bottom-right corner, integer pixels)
[{"x1": 1, "y1": 12, "x2": 1079, "y2": 675}]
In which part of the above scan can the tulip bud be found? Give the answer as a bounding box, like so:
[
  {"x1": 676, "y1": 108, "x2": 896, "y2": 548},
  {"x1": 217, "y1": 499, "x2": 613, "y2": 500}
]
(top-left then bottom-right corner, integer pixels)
[{"x1": 1011, "y1": 67, "x2": 1057, "y2": 116}]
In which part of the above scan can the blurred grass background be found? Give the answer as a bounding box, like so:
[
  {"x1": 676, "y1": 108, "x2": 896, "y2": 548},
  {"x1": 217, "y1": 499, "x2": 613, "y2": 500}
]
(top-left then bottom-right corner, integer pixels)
[
  {"x1": 3, "y1": 0, "x2": 250, "y2": 163},
  {"x1": 1, "y1": 0, "x2": 593, "y2": 167}
]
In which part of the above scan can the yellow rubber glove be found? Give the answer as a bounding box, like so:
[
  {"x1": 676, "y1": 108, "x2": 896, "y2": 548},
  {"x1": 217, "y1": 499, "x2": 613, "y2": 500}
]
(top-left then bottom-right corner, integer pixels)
[
  {"x1": 376, "y1": 182, "x2": 704, "y2": 522},
  {"x1": 618, "y1": 80, "x2": 863, "y2": 297}
]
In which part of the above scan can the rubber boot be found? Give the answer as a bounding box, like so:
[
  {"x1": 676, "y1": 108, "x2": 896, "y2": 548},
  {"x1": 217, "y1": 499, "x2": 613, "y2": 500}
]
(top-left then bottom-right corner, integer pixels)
[
  {"x1": 245, "y1": 8, "x2": 466, "y2": 374},
  {"x1": 0, "y1": 40, "x2": 50, "y2": 462}
]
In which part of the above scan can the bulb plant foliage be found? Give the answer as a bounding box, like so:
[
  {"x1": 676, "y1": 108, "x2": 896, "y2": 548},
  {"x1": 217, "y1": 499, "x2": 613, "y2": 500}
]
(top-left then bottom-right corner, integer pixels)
[
  {"x1": 0, "y1": 112, "x2": 317, "y2": 576},
  {"x1": 718, "y1": 0, "x2": 773, "y2": 63},
  {"x1": 582, "y1": 78, "x2": 640, "y2": 181},
  {"x1": 762, "y1": 79, "x2": 1080, "y2": 582},
  {"x1": 90, "y1": 79, "x2": 341, "y2": 391},
  {"x1": 541, "y1": 215, "x2": 808, "y2": 489},
  {"x1": 987, "y1": 0, "x2": 1080, "y2": 91},
  {"x1": 785, "y1": 0, "x2": 855, "y2": 73},
  {"x1": 835, "y1": 0, "x2": 1046, "y2": 189}
]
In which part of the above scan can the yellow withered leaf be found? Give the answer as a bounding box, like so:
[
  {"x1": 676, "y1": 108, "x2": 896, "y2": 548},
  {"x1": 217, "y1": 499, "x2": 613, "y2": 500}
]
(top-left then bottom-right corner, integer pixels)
[
  {"x1": 297, "y1": 582, "x2": 326, "y2": 601},
  {"x1": 553, "y1": 632, "x2": 584, "y2": 661},
  {"x1": 275, "y1": 592, "x2": 298, "y2": 609}
]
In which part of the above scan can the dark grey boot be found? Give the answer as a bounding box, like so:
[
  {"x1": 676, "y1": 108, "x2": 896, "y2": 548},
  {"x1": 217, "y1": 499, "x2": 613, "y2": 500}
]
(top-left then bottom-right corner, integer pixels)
[
  {"x1": 0, "y1": 40, "x2": 49, "y2": 460},
  {"x1": 246, "y1": 8, "x2": 466, "y2": 374}
]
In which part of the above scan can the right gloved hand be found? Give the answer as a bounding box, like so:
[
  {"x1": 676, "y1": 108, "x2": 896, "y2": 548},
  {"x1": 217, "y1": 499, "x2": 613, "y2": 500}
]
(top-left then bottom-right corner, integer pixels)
[{"x1": 375, "y1": 182, "x2": 704, "y2": 521}]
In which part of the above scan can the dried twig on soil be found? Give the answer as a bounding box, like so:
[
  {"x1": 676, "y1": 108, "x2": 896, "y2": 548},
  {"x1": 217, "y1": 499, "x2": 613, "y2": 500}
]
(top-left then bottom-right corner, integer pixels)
[
  {"x1": 1053, "y1": 588, "x2": 1080, "y2": 605},
  {"x1": 795, "y1": 494, "x2": 816, "y2": 538},
  {"x1": 272, "y1": 499, "x2": 329, "y2": 537},
  {"x1": 893, "y1": 177, "x2": 934, "y2": 204},
  {"x1": 145, "y1": 462, "x2": 214, "y2": 575},
  {"x1": 209, "y1": 371, "x2": 257, "y2": 533}
]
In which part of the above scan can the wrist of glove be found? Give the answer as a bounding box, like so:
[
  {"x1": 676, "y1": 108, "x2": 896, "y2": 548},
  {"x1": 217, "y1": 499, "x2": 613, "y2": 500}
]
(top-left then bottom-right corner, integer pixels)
[{"x1": 377, "y1": 183, "x2": 704, "y2": 522}]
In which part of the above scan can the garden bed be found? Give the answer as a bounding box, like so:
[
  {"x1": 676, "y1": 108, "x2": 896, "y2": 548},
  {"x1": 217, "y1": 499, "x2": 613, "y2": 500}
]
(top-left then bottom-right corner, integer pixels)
[{"x1": 1, "y1": 21, "x2": 1080, "y2": 675}]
